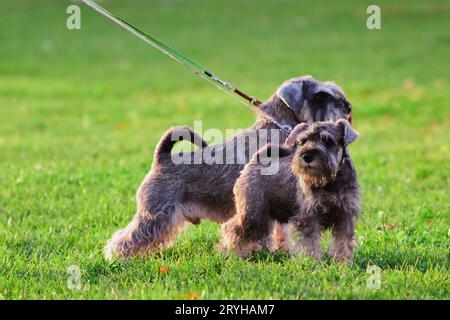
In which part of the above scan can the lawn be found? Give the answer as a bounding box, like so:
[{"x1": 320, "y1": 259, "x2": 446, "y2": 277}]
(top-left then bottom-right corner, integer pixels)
[{"x1": 0, "y1": 0, "x2": 448, "y2": 299}]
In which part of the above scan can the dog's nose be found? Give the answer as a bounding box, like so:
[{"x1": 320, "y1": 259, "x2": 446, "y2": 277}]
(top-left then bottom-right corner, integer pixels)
[{"x1": 302, "y1": 153, "x2": 314, "y2": 163}]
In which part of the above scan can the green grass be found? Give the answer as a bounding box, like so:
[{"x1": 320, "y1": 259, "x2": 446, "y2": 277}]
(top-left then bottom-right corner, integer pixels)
[{"x1": 0, "y1": 0, "x2": 449, "y2": 299}]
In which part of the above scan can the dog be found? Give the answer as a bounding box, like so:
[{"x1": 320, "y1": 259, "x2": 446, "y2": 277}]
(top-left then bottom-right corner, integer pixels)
[
  {"x1": 219, "y1": 119, "x2": 360, "y2": 261},
  {"x1": 105, "y1": 76, "x2": 353, "y2": 260}
]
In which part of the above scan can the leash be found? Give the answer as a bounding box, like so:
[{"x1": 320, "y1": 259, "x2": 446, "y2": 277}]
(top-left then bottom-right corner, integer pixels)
[{"x1": 80, "y1": 0, "x2": 292, "y2": 132}]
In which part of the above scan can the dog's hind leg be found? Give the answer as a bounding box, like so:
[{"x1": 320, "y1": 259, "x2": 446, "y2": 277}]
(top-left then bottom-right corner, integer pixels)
[
  {"x1": 105, "y1": 206, "x2": 187, "y2": 260},
  {"x1": 218, "y1": 200, "x2": 275, "y2": 257},
  {"x1": 218, "y1": 217, "x2": 267, "y2": 258},
  {"x1": 272, "y1": 223, "x2": 290, "y2": 251}
]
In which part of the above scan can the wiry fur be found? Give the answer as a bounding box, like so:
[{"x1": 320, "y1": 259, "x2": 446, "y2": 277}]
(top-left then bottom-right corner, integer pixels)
[
  {"x1": 105, "y1": 76, "x2": 353, "y2": 260},
  {"x1": 219, "y1": 119, "x2": 360, "y2": 261}
]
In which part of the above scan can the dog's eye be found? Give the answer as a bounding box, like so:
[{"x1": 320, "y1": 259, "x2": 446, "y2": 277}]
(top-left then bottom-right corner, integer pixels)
[
  {"x1": 298, "y1": 138, "x2": 307, "y2": 146},
  {"x1": 343, "y1": 102, "x2": 352, "y2": 114},
  {"x1": 313, "y1": 93, "x2": 330, "y2": 103},
  {"x1": 321, "y1": 135, "x2": 335, "y2": 146}
]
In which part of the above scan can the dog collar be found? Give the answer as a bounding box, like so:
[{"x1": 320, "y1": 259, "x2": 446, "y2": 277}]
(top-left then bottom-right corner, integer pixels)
[{"x1": 256, "y1": 111, "x2": 293, "y2": 132}]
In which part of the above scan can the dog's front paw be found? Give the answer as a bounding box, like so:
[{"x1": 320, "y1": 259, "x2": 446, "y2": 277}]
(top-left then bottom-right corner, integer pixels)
[
  {"x1": 295, "y1": 244, "x2": 323, "y2": 260},
  {"x1": 329, "y1": 248, "x2": 354, "y2": 262},
  {"x1": 215, "y1": 241, "x2": 260, "y2": 258},
  {"x1": 104, "y1": 228, "x2": 134, "y2": 261},
  {"x1": 328, "y1": 239, "x2": 355, "y2": 262},
  {"x1": 215, "y1": 242, "x2": 230, "y2": 255}
]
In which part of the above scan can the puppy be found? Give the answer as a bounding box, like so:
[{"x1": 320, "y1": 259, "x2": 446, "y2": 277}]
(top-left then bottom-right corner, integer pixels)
[
  {"x1": 105, "y1": 76, "x2": 353, "y2": 260},
  {"x1": 220, "y1": 119, "x2": 360, "y2": 261}
]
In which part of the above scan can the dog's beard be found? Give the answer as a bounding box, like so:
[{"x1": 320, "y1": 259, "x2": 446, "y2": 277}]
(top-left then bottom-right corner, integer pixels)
[{"x1": 292, "y1": 154, "x2": 338, "y2": 189}]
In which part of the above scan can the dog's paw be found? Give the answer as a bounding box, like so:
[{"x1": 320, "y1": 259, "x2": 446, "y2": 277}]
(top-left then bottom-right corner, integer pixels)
[
  {"x1": 294, "y1": 245, "x2": 323, "y2": 261},
  {"x1": 104, "y1": 228, "x2": 133, "y2": 261},
  {"x1": 214, "y1": 242, "x2": 229, "y2": 255}
]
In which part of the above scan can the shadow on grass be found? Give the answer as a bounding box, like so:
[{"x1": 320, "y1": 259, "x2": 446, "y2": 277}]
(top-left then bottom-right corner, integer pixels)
[
  {"x1": 244, "y1": 249, "x2": 292, "y2": 264},
  {"x1": 352, "y1": 248, "x2": 448, "y2": 272},
  {"x1": 238, "y1": 246, "x2": 448, "y2": 272},
  {"x1": 82, "y1": 233, "x2": 448, "y2": 286}
]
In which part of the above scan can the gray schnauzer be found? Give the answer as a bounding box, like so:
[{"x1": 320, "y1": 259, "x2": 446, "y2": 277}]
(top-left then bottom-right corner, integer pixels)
[
  {"x1": 220, "y1": 119, "x2": 360, "y2": 261},
  {"x1": 105, "y1": 76, "x2": 353, "y2": 260}
]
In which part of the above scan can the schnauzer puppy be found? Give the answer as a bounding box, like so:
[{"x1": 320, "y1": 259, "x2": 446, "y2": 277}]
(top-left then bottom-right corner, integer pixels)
[
  {"x1": 220, "y1": 119, "x2": 360, "y2": 261},
  {"x1": 105, "y1": 76, "x2": 353, "y2": 260}
]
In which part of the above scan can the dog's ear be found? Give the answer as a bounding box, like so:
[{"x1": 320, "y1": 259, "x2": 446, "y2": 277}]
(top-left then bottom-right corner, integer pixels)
[
  {"x1": 337, "y1": 119, "x2": 358, "y2": 145},
  {"x1": 284, "y1": 123, "x2": 309, "y2": 147},
  {"x1": 277, "y1": 81, "x2": 304, "y2": 112}
]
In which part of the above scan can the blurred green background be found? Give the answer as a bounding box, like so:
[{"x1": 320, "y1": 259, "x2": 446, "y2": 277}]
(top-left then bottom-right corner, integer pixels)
[{"x1": 0, "y1": 0, "x2": 448, "y2": 299}]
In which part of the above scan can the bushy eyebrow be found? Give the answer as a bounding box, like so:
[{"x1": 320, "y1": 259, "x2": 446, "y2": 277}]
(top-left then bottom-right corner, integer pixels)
[
  {"x1": 296, "y1": 131, "x2": 319, "y2": 142},
  {"x1": 319, "y1": 130, "x2": 337, "y2": 144},
  {"x1": 297, "y1": 129, "x2": 337, "y2": 145}
]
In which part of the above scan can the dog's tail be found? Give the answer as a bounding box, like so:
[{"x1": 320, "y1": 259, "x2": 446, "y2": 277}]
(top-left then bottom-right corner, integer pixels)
[{"x1": 154, "y1": 126, "x2": 207, "y2": 164}]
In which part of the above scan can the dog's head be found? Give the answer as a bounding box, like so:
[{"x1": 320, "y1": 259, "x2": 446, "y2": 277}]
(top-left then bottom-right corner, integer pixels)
[
  {"x1": 271, "y1": 76, "x2": 353, "y2": 125},
  {"x1": 285, "y1": 119, "x2": 358, "y2": 188}
]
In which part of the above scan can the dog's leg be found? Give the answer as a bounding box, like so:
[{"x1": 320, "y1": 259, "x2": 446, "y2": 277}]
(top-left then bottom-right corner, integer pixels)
[
  {"x1": 272, "y1": 223, "x2": 290, "y2": 251},
  {"x1": 218, "y1": 205, "x2": 275, "y2": 258},
  {"x1": 105, "y1": 207, "x2": 187, "y2": 260},
  {"x1": 218, "y1": 218, "x2": 263, "y2": 258},
  {"x1": 329, "y1": 217, "x2": 355, "y2": 262},
  {"x1": 296, "y1": 221, "x2": 322, "y2": 260}
]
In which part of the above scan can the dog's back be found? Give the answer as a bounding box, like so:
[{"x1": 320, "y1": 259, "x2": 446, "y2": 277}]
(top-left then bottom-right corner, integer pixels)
[{"x1": 235, "y1": 150, "x2": 298, "y2": 224}]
